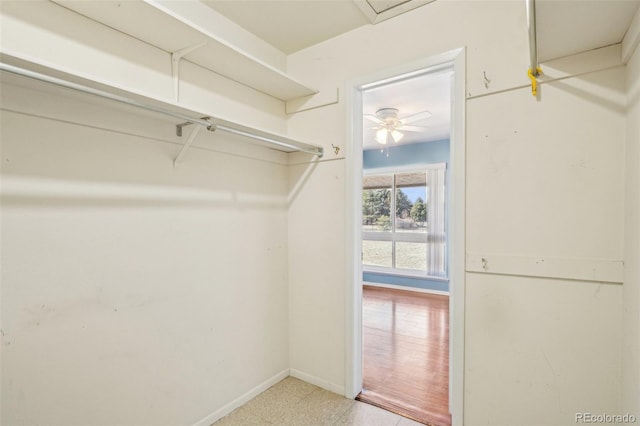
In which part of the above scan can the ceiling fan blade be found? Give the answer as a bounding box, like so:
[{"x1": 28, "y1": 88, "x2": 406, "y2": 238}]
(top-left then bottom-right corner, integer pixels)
[
  {"x1": 399, "y1": 110, "x2": 432, "y2": 124},
  {"x1": 401, "y1": 125, "x2": 430, "y2": 132},
  {"x1": 364, "y1": 114, "x2": 384, "y2": 124}
]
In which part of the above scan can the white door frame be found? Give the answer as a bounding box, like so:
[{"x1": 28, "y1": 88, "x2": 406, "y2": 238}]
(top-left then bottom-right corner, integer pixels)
[{"x1": 344, "y1": 47, "x2": 466, "y2": 425}]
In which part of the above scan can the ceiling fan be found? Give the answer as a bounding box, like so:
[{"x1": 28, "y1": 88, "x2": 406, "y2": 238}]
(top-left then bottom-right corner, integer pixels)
[{"x1": 364, "y1": 108, "x2": 431, "y2": 145}]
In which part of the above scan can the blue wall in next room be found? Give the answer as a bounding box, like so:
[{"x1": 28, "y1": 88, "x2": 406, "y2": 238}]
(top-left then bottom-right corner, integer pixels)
[
  {"x1": 363, "y1": 139, "x2": 450, "y2": 170},
  {"x1": 363, "y1": 139, "x2": 450, "y2": 292}
]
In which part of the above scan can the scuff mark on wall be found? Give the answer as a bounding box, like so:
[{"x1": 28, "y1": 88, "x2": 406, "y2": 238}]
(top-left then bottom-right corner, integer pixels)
[{"x1": 481, "y1": 257, "x2": 489, "y2": 271}]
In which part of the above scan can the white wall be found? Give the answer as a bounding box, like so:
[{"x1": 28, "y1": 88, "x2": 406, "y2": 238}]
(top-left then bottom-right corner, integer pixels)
[
  {"x1": 287, "y1": 159, "x2": 346, "y2": 392},
  {"x1": 622, "y1": 41, "x2": 640, "y2": 419},
  {"x1": 0, "y1": 80, "x2": 290, "y2": 425},
  {"x1": 286, "y1": 1, "x2": 626, "y2": 424},
  {"x1": 0, "y1": 4, "x2": 299, "y2": 422},
  {"x1": 465, "y1": 66, "x2": 625, "y2": 425}
]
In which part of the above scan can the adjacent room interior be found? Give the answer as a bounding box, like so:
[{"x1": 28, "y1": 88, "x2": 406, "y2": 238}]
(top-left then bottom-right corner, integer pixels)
[{"x1": 355, "y1": 68, "x2": 453, "y2": 425}]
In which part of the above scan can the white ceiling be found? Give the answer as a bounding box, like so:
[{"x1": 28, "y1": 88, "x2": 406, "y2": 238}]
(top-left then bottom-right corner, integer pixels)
[
  {"x1": 203, "y1": 0, "x2": 436, "y2": 54},
  {"x1": 203, "y1": 0, "x2": 370, "y2": 54},
  {"x1": 362, "y1": 69, "x2": 452, "y2": 151}
]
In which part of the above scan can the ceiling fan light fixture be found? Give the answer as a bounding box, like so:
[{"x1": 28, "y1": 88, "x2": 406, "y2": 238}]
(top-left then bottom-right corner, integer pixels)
[
  {"x1": 375, "y1": 128, "x2": 404, "y2": 145},
  {"x1": 367, "y1": 107, "x2": 431, "y2": 146},
  {"x1": 375, "y1": 128, "x2": 388, "y2": 144},
  {"x1": 391, "y1": 130, "x2": 403, "y2": 142}
]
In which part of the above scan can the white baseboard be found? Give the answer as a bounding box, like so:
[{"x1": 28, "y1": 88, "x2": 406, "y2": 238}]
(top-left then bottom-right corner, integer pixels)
[
  {"x1": 192, "y1": 368, "x2": 290, "y2": 426},
  {"x1": 363, "y1": 281, "x2": 450, "y2": 296},
  {"x1": 289, "y1": 368, "x2": 345, "y2": 396}
]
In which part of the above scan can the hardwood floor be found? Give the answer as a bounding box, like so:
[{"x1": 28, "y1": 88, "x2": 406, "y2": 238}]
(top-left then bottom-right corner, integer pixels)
[{"x1": 357, "y1": 285, "x2": 450, "y2": 426}]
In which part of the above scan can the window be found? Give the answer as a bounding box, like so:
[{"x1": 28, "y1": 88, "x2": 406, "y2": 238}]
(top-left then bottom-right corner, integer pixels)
[{"x1": 362, "y1": 165, "x2": 446, "y2": 278}]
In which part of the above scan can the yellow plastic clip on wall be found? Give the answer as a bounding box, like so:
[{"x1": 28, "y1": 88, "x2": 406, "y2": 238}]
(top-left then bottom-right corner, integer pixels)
[{"x1": 528, "y1": 67, "x2": 543, "y2": 96}]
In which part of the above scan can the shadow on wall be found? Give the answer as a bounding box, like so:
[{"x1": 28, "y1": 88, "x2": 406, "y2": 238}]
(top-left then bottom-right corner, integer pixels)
[
  {"x1": 544, "y1": 75, "x2": 626, "y2": 114},
  {"x1": 0, "y1": 106, "x2": 290, "y2": 210},
  {"x1": 287, "y1": 158, "x2": 319, "y2": 205},
  {"x1": 0, "y1": 175, "x2": 289, "y2": 210}
]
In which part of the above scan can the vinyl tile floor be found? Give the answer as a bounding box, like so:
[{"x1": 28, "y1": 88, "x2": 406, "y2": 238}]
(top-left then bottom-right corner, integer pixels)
[{"x1": 213, "y1": 377, "x2": 424, "y2": 426}]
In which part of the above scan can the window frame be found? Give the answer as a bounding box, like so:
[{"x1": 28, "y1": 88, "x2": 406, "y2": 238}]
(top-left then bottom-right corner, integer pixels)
[{"x1": 362, "y1": 162, "x2": 447, "y2": 279}]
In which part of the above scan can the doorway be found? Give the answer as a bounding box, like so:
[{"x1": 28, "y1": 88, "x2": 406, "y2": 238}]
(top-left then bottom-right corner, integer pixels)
[{"x1": 345, "y1": 49, "x2": 465, "y2": 425}]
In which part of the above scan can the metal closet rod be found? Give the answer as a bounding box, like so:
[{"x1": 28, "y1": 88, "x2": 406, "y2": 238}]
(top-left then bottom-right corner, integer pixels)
[
  {"x1": 526, "y1": 0, "x2": 539, "y2": 76},
  {"x1": 0, "y1": 62, "x2": 323, "y2": 157}
]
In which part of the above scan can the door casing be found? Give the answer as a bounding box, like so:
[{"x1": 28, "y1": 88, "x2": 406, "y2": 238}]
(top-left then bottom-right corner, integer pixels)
[{"x1": 344, "y1": 47, "x2": 466, "y2": 425}]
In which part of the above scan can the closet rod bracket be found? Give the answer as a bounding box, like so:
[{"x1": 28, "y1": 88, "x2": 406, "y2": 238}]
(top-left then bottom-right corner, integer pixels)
[
  {"x1": 176, "y1": 121, "x2": 192, "y2": 137},
  {"x1": 176, "y1": 118, "x2": 215, "y2": 136}
]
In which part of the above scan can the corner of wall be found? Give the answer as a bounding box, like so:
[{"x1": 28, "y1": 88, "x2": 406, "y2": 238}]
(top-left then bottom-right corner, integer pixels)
[{"x1": 622, "y1": 35, "x2": 640, "y2": 419}]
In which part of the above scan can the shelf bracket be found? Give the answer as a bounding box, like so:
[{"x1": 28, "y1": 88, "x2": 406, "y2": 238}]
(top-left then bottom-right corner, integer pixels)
[
  {"x1": 171, "y1": 42, "x2": 207, "y2": 103},
  {"x1": 176, "y1": 121, "x2": 193, "y2": 137},
  {"x1": 174, "y1": 119, "x2": 214, "y2": 167}
]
